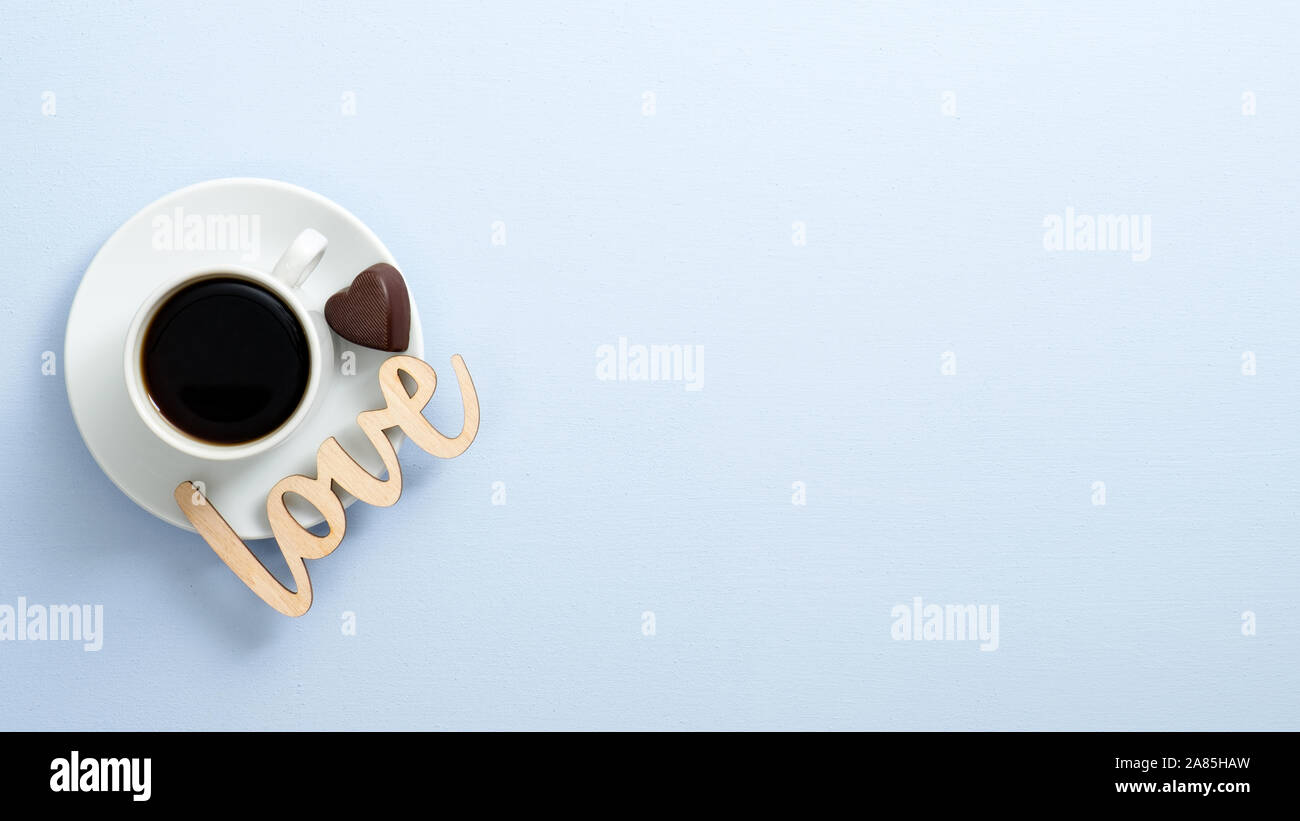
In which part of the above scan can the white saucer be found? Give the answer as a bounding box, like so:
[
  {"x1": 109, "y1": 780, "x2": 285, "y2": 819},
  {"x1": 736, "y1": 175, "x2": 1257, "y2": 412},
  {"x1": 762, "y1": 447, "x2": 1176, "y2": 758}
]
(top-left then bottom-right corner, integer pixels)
[{"x1": 65, "y1": 178, "x2": 424, "y2": 539}]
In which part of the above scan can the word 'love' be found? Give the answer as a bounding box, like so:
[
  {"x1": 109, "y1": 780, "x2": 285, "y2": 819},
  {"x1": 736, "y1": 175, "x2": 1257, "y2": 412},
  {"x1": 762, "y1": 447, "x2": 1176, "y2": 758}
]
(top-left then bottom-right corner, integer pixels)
[{"x1": 175, "y1": 354, "x2": 479, "y2": 616}]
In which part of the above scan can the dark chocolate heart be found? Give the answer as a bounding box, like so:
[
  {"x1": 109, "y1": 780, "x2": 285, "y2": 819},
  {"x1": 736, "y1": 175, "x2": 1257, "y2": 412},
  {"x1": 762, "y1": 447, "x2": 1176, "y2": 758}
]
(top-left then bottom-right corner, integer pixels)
[{"x1": 324, "y1": 263, "x2": 411, "y2": 352}]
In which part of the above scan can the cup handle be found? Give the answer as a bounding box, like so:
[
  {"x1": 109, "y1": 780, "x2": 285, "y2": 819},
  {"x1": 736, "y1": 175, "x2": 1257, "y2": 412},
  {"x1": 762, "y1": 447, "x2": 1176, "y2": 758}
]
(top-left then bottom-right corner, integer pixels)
[{"x1": 270, "y1": 228, "x2": 328, "y2": 288}]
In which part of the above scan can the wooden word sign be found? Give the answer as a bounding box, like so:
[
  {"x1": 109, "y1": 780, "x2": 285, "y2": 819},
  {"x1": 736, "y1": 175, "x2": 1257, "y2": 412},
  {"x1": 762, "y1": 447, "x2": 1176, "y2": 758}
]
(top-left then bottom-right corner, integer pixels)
[{"x1": 174, "y1": 354, "x2": 479, "y2": 617}]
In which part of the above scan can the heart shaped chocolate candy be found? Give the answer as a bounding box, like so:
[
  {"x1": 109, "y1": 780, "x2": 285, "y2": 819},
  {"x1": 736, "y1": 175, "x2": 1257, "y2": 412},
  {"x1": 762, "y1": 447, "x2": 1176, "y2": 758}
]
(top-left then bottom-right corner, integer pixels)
[{"x1": 324, "y1": 263, "x2": 411, "y2": 352}]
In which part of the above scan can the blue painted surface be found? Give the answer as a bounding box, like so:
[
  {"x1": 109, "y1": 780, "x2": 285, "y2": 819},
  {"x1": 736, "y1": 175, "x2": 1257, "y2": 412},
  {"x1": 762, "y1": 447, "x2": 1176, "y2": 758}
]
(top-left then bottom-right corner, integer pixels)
[{"x1": 0, "y1": 2, "x2": 1296, "y2": 729}]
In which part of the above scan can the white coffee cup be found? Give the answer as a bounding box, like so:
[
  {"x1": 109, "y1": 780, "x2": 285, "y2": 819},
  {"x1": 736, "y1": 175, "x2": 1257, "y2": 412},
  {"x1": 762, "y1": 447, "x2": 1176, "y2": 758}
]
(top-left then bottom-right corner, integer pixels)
[{"x1": 123, "y1": 228, "x2": 333, "y2": 461}]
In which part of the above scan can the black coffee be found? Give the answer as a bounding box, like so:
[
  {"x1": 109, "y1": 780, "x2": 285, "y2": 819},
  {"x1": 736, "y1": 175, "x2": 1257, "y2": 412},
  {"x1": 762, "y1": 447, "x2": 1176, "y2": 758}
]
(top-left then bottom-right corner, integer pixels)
[{"x1": 142, "y1": 277, "x2": 311, "y2": 445}]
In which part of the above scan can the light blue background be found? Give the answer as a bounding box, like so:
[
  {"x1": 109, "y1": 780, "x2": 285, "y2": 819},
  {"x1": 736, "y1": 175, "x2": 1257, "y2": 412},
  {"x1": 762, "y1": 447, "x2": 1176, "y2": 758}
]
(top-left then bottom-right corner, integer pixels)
[{"x1": 1, "y1": 2, "x2": 1297, "y2": 730}]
